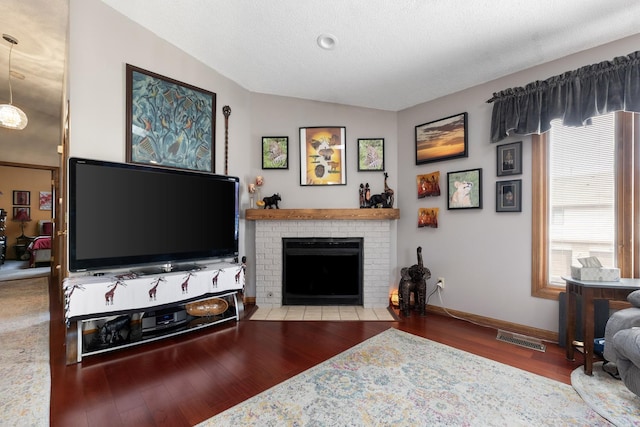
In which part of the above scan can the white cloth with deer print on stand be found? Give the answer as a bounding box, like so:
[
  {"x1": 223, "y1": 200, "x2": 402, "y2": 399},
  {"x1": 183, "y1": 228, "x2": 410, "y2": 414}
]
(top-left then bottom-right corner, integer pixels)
[{"x1": 63, "y1": 262, "x2": 243, "y2": 323}]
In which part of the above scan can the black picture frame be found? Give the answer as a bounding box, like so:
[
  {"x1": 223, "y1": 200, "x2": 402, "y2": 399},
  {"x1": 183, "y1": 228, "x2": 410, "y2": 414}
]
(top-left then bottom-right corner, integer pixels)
[
  {"x1": 416, "y1": 112, "x2": 468, "y2": 165},
  {"x1": 262, "y1": 136, "x2": 289, "y2": 169},
  {"x1": 13, "y1": 190, "x2": 30, "y2": 206},
  {"x1": 357, "y1": 138, "x2": 385, "y2": 171},
  {"x1": 496, "y1": 179, "x2": 522, "y2": 212},
  {"x1": 447, "y1": 168, "x2": 482, "y2": 210},
  {"x1": 496, "y1": 141, "x2": 522, "y2": 176},
  {"x1": 125, "y1": 64, "x2": 216, "y2": 173},
  {"x1": 299, "y1": 126, "x2": 347, "y2": 186}
]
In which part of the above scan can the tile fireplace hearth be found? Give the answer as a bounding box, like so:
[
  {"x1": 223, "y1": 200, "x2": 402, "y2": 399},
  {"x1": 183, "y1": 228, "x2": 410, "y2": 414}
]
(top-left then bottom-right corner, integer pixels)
[{"x1": 246, "y1": 209, "x2": 399, "y2": 309}]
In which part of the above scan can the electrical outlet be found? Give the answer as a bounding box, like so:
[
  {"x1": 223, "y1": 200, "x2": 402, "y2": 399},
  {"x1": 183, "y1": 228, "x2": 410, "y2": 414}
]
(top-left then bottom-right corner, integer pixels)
[{"x1": 437, "y1": 277, "x2": 445, "y2": 289}]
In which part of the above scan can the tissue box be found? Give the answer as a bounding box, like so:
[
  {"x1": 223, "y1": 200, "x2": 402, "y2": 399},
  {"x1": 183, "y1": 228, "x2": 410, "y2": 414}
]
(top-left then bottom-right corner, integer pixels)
[{"x1": 570, "y1": 266, "x2": 620, "y2": 282}]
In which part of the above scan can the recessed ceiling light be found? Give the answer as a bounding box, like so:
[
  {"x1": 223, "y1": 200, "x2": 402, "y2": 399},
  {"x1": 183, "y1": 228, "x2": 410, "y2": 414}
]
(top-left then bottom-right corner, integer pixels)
[{"x1": 317, "y1": 34, "x2": 338, "y2": 50}]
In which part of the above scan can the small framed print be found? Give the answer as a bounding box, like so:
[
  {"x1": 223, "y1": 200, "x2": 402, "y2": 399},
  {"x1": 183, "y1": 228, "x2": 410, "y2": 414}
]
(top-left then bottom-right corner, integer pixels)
[
  {"x1": 496, "y1": 179, "x2": 522, "y2": 212},
  {"x1": 13, "y1": 206, "x2": 30, "y2": 220},
  {"x1": 496, "y1": 141, "x2": 522, "y2": 176},
  {"x1": 13, "y1": 190, "x2": 30, "y2": 206},
  {"x1": 39, "y1": 191, "x2": 53, "y2": 210},
  {"x1": 299, "y1": 126, "x2": 346, "y2": 186},
  {"x1": 418, "y1": 207, "x2": 439, "y2": 228},
  {"x1": 447, "y1": 168, "x2": 482, "y2": 210},
  {"x1": 417, "y1": 172, "x2": 441, "y2": 198},
  {"x1": 262, "y1": 136, "x2": 289, "y2": 169},
  {"x1": 357, "y1": 138, "x2": 384, "y2": 171}
]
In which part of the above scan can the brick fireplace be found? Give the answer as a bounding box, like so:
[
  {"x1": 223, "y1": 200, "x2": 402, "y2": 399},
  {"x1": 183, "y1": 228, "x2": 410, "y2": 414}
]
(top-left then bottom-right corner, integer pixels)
[{"x1": 246, "y1": 209, "x2": 399, "y2": 309}]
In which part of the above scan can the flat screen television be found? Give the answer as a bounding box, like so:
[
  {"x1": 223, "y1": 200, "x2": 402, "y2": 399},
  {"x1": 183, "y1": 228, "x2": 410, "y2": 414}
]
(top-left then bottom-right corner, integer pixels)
[{"x1": 69, "y1": 157, "x2": 240, "y2": 272}]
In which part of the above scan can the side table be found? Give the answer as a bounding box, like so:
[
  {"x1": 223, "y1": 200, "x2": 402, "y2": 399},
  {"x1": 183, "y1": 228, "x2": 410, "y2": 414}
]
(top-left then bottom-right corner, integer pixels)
[
  {"x1": 563, "y1": 276, "x2": 640, "y2": 375},
  {"x1": 14, "y1": 244, "x2": 28, "y2": 260},
  {"x1": 14, "y1": 235, "x2": 34, "y2": 261}
]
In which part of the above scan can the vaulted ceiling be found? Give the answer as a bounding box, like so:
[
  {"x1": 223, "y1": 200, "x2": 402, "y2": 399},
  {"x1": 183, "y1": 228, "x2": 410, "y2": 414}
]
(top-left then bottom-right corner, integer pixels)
[{"x1": 102, "y1": 0, "x2": 640, "y2": 111}]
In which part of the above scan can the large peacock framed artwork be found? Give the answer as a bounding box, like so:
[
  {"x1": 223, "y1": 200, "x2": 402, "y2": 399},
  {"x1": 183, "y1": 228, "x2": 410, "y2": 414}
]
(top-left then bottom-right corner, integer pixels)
[{"x1": 125, "y1": 64, "x2": 216, "y2": 173}]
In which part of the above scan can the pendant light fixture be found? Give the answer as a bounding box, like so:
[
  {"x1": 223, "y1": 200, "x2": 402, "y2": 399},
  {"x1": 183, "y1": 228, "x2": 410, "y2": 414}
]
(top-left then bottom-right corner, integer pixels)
[{"x1": 0, "y1": 34, "x2": 28, "y2": 130}]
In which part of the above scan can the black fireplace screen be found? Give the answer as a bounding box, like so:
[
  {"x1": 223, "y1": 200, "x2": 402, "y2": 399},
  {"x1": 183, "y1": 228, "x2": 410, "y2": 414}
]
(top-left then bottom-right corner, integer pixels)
[{"x1": 282, "y1": 237, "x2": 363, "y2": 305}]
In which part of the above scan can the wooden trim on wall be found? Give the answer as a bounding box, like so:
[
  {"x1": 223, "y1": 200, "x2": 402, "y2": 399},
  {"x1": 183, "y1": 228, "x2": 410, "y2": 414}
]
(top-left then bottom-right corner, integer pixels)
[
  {"x1": 427, "y1": 304, "x2": 558, "y2": 343},
  {"x1": 616, "y1": 112, "x2": 634, "y2": 277},
  {"x1": 531, "y1": 133, "x2": 561, "y2": 300},
  {"x1": 635, "y1": 113, "x2": 640, "y2": 279}
]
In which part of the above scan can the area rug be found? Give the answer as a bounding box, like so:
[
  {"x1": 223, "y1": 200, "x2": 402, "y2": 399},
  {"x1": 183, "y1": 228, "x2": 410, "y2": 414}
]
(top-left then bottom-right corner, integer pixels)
[
  {"x1": 198, "y1": 328, "x2": 608, "y2": 426},
  {"x1": 0, "y1": 277, "x2": 50, "y2": 426},
  {"x1": 572, "y1": 361, "x2": 640, "y2": 426}
]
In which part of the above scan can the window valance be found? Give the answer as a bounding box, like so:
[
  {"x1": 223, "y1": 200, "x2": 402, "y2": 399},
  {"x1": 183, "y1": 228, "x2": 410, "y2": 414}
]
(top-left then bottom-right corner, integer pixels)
[{"x1": 488, "y1": 51, "x2": 640, "y2": 143}]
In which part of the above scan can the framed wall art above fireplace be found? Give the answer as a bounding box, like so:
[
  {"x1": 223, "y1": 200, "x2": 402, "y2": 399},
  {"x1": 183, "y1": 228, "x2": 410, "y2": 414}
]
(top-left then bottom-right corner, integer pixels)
[
  {"x1": 299, "y1": 126, "x2": 347, "y2": 186},
  {"x1": 262, "y1": 136, "x2": 289, "y2": 169},
  {"x1": 357, "y1": 138, "x2": 384, "y2": 171}
]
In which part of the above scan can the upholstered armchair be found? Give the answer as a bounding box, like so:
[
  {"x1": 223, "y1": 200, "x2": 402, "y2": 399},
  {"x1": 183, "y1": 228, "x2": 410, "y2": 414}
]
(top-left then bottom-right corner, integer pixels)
[{"x1": 603, "y1": 290, "x2": 640, "y2": 397}]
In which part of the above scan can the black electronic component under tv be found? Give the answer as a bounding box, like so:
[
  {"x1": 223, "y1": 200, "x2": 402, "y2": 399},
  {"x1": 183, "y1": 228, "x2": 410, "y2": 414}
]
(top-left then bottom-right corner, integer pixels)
[{"x1": 69, "y1": 157, "x2": 240, "y2": 272}]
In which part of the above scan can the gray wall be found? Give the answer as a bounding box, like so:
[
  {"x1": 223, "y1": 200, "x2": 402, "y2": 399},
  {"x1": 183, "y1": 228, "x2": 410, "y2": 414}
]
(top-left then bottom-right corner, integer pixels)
[
  {"x1": 396, "y1": 34, "x2": 640, "y2": 331},
  {"x1": 70, "y1": 0, "x2": 640, "y2": 333}
]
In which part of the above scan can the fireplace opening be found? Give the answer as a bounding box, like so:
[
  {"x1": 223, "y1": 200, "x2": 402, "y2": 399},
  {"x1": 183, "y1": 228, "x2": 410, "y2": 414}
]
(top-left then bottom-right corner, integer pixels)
[{"x1": 282, "y1": 237, "x2": 363, "y2": 305}]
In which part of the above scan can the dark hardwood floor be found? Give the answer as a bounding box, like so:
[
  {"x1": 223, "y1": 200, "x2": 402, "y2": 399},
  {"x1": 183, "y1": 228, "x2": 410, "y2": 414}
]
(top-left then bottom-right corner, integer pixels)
[{"x1": 49, "y1": 280, "x2": 583, "y2": 426}]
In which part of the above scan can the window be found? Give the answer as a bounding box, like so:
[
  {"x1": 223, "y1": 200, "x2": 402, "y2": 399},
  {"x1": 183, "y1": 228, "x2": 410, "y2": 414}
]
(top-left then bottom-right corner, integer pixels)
[{"x1": 532, "y1": 111, "x2": 639, "y2": 299}]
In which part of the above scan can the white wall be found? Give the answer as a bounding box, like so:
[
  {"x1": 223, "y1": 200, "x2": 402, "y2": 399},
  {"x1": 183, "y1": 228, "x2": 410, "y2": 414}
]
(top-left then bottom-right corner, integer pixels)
[
  {"x1": 397, "y1": 33, "x2": 640, "y2": 332},
  {"x1": 70, "y1": 0, "x2": 640, "y2": 333}
]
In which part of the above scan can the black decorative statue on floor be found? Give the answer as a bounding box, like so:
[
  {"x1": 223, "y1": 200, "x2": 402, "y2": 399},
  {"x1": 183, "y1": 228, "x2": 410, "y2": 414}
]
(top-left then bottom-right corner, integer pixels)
[{"x1": 398, "y1": 246, "x2": 430, "y2": 317}]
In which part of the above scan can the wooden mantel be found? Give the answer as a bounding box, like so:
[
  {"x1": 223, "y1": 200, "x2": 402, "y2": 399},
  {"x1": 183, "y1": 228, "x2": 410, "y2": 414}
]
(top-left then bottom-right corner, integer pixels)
[{"x1": 245, "y1": 208, "x2": 400, "y2": 221}]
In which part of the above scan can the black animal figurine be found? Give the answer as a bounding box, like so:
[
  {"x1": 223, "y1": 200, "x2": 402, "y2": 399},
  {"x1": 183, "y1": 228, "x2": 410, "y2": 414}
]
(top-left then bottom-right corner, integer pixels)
[
  {"x1": 99, "y1": 315, "x2": 131, "y2": 345},
  {"x1": 366, "y1": 173, "x2": 395, "y2": 208},
  {"x1": 262, "y1": 193, "x2": 281, "y2": 209},
  {"x1": 398, "y1": 246, "x2": 430, "y2": 317}
]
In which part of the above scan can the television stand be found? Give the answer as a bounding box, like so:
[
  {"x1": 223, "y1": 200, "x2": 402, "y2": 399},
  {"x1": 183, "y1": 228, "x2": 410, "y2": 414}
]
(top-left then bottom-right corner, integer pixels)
[{"x1": 63, "y1": 261, "x2": 244, "y2": 363}]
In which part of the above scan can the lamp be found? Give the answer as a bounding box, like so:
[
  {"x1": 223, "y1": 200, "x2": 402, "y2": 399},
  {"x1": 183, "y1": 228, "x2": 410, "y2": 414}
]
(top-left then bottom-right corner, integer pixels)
[
  {"x1": 13, "y1": 208, "x2": 31, "y2": 239},
  {"x1": 0, "y1": 34, "x2": 27, "y2": 130},
  {"x1": 390, "y1": 289, "x2": 399, "y2": 307}
]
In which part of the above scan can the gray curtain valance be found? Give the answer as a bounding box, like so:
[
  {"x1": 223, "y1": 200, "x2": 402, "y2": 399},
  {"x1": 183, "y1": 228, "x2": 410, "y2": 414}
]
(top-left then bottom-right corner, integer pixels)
[{"x1": 488, "y1": 51, "x2": 640, "y2": 143}]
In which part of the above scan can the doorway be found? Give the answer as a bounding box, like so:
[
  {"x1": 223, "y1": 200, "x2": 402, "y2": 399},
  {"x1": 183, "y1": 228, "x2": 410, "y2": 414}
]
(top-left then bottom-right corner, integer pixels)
[{"x1": 0, "y1": 162, "x2": 58, "y2": 281}]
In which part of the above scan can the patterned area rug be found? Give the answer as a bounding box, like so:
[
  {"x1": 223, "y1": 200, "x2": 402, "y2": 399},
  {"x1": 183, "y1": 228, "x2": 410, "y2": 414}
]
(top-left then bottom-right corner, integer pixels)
[
  {"x1": 572, "y1": 361, "x2": 640, "y2": 426},
  {"x1": 0, "y1": 277, "x2": 50, "y2": 426},
  {"x1": 198, "y1": 328, "x2": 608, "y2": 426}
]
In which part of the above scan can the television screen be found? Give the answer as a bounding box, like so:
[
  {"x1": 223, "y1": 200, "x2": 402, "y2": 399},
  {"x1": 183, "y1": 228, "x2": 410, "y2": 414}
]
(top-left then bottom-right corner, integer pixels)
[{"x1": 69, "y1": 157, "x2": 239, "y2": 272}]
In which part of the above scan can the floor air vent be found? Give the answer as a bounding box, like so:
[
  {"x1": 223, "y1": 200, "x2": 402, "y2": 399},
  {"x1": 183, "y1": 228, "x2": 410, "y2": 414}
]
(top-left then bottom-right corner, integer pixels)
[{"x1": 496, "y1": 330, "x2": 546, "y2": 352}]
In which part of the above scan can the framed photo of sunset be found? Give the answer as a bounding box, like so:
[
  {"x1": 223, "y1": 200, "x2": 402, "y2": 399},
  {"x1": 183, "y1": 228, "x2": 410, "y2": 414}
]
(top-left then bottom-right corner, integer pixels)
[{"x1": 415, "y1": 112, "x2": 468, "y2": 165}]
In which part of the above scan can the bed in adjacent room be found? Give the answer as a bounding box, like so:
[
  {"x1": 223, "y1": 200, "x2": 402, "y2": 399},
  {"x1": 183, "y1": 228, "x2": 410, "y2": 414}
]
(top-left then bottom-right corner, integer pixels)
[{"x1": 28, "y1": 220, "x2": 53, "y2": 267}]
